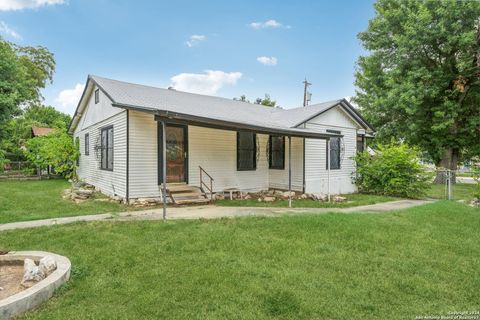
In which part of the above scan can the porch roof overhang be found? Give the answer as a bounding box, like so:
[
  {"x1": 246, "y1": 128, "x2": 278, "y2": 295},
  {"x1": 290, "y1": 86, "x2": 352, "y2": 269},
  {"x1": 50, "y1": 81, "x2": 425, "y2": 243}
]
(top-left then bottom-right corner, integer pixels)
[{"x1": 112, "y1": 102, "x2": 342, "y2": 140}]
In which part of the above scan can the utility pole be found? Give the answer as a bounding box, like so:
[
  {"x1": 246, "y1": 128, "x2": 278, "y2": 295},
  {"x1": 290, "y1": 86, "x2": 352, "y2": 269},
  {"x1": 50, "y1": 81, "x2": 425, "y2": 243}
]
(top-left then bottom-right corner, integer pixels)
[{"x1": 303, "y1": 78, "x2": 312, "y2": 107}]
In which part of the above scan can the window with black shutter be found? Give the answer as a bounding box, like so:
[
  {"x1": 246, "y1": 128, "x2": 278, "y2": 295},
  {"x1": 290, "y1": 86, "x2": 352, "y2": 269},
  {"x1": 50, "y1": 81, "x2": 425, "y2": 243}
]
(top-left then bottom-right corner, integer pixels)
[
  {"x1": 237, "y1": 132, "x2": 256, "y2": 171},
  {"x1": 269, "y1": 135, "x2": 285, "y2": 169},
  {"x1": 101, "y1": 126, "x2": 113, "y2": 170}
]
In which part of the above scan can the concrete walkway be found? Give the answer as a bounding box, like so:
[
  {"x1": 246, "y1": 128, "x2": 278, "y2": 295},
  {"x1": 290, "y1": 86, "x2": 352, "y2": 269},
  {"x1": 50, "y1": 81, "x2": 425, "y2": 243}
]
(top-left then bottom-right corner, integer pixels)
[{"x1": 0, "y1": 199, "x2": 432, "y2": 232}]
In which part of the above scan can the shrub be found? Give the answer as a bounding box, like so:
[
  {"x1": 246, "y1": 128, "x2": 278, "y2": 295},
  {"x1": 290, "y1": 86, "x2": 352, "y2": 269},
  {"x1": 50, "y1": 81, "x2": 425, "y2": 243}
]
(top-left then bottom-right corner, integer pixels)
[
  {"x1": 353, "y1": 143, "x2": 431, "y2": 198},
  {"x1": 24, "y1": 130, "x2": 79, "y2": 179}
]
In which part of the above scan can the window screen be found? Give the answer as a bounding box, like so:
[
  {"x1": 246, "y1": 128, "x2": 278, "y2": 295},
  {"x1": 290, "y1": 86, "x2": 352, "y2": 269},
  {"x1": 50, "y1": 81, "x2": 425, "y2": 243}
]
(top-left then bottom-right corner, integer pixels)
[
  {"x1": 327, "y1": 137, "x2": 341, "y2": 170},
  {"x1": 101, "y1": 126, "x2": 113, "y2": 170},
  {"x1": 269, "y1": 135, "x2": 285, "y2": 169},
  {"x1": 237, "y1": 132, "x2": 256, "y2": 171}
]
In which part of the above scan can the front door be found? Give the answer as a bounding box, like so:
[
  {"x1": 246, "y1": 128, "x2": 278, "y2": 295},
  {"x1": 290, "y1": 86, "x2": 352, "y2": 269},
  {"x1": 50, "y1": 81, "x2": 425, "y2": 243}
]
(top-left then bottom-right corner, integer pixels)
[{"x1": 164, "y1": 125, "x2": 187, "y2": 183}]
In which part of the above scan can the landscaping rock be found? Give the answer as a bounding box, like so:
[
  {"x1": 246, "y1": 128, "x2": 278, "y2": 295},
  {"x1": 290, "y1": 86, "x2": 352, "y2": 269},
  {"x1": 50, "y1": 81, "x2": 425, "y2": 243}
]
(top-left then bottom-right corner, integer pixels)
[
  {"x1": 133, "y1": 197, "x2": 160, "y2": 207},
  {"x1": 282, "y1": 191, "x2": 296, "y2": 199},
  {"x1": 39, "y1": 256, "x2": 57, "y2": 277},
  {"x1": 263, "y1": 196, "x2": 276, "y2": 202},
  {"x1": 214, "y1": 193, "x2": 225, "y2": 200},
  {"x1": 310, "y1": 193, "x2": 327, "y2": 201},
  {"x1": 333, "y1": 196, "x2": 347, "y2": 203},
  {"x1": 257, "y1": 198, "x2": 263, "y2": 202},
  {"x1": 110, "y1": 195, "x2": 123, "y2": 203},
  {"x1": 273, "y1": 190, "x2": 284, "y2": 197},
  {"x1": 469, "y1": 198, "x2": 480, "y2": 207},
  {"x1": 267, "y1": 190, "x2": 275, "y2": 196},
  {"x1": 300, "y1": 193, "x2": 308, "y2": 199},
  {"x1": 21, "y1": 259, "x2": 45, "y2": 288},
  {"x1": 244, "y1": 194, "x2": 252, "y2": 200}
]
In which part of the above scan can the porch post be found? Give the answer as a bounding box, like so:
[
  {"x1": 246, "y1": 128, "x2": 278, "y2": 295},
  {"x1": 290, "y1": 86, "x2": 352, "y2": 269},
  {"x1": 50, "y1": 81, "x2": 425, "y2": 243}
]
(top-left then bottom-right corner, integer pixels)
[
  {"x1": 327, "y1": 138, "x2": 331, "y2": 202},
  {"x1": 288, "y1": 136, "x2": 292, "y2": 208},
  {"x1": 161, "y1": 120, "x2": 167, "y2": 220}
]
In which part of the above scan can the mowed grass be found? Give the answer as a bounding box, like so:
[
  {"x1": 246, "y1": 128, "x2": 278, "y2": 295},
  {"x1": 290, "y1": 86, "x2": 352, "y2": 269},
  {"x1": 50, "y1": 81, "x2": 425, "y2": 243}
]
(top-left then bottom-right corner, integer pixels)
[
  {"x1": 0, "y1": 201, "x2": 479, "y2": 319},
  {"x1": 0, "y1": 180, "x2": 132, "y2": 224},
  {"x1": 216, "y1": 193, "x2": 398, "y2": 208},
  {"x1": 426, "y1": 183, "x2": 478, "y2": 201}
]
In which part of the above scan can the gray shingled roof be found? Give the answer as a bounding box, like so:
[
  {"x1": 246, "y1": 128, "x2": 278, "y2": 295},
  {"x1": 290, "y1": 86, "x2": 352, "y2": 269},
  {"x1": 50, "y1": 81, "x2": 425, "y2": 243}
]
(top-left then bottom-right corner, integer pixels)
[{"x1": 71, "y1": 75, "x2": 371, "y2": 137}]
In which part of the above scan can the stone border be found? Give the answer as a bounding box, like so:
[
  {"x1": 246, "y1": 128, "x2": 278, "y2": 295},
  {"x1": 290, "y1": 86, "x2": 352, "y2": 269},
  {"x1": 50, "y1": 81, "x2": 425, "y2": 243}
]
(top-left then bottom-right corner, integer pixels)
[{"x1": 0, "y1": 251, "x2": 71, "y2": 319}]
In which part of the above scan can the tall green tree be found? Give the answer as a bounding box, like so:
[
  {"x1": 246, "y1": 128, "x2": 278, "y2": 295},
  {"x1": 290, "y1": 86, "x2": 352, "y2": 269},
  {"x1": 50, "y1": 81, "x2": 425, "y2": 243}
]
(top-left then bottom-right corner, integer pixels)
[
  {"x1": 355, "y1": 0, "x2": 480, "y2": 183},
  {"x1": 0, "y1": 105, "x2": 71, "y2": 161},
  {"x1": 0, "y1": 38, "x2": 55, "y2": 137}
]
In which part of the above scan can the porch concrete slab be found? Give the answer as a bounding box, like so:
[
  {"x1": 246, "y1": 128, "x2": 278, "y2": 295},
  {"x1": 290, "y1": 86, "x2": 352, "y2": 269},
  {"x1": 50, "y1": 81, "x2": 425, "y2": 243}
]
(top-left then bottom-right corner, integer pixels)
[{"x1": 0, "y1": 199, "x2": 433, "y2": 232}]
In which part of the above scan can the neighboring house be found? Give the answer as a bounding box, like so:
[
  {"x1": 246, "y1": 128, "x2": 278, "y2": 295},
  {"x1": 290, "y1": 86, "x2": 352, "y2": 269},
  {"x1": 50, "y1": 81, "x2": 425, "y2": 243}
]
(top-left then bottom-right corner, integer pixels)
[
  {"x1": 68, "y1": 75, "x2": 374, "y2": 204},
  {"x1": 31, "y1": 126, "x2": 55, "y2": 137}
]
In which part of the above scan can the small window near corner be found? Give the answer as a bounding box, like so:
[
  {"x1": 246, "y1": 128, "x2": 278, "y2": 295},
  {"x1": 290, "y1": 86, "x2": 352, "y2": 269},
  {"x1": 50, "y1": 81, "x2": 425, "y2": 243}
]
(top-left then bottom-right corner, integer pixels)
[
  {"x1": 94, "y1": 89, "x2": 99, "y2": 104},
  {"x1": 85, "y1": 133, "x2": 90, "y2": 156}
]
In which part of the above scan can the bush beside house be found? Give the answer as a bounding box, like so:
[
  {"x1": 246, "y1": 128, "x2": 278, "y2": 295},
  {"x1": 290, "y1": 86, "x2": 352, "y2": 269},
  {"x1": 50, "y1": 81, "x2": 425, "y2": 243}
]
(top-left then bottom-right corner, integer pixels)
[{"x1": 353, "y1": 143, "x2": 431, "y2": 198}]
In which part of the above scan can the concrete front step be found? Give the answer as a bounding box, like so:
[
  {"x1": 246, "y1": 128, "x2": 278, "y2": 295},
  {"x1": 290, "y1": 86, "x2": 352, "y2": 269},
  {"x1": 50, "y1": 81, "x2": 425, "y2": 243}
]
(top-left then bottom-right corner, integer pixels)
[
  {"x1": 174, "y1": 198, "x2": 211, "y2": 205},
  {"x1": 167, "y1": 184, "x2": 209, "y2": 205}
]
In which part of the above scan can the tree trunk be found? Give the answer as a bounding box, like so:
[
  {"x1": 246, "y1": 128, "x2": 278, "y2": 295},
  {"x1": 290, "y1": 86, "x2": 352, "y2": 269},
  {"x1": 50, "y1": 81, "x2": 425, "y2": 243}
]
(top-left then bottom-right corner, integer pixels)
[{"x1": 433, "y1": 148, "x2": 459, "y2": 184}]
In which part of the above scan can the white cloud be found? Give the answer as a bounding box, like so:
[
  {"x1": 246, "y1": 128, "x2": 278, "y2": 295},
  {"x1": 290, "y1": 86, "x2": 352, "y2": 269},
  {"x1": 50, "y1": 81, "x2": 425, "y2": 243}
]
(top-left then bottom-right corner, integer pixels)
[
  {"x1": 186, "y1": 34, "x2": 206, "y2": 47},
  {"x1": 257, "y1": 56, "x2": 277, "y2": 66},
  {"x1": 55, "y1": 83, "x2": 84, "y2": 115},
  {"x1": 249, "y1": 19, "x2": 290, "y2": 29},
  {"x1": 170, "y1": 70, "x2": 242, "y2": 95},
  {"x1": 0, "y1": 0, "x2": 64, "y2": 11},
  {"x1": 0, "y1": 21, "x2": 21, "y2": 39}
]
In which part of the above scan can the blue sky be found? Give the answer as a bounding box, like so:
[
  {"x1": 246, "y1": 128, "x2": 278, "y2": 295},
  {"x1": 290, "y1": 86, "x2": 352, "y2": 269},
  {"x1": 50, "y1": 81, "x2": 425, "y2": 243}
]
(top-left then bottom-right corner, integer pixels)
[{"x1": 0, "y1": 0, "x2": 375, "y2": 115}]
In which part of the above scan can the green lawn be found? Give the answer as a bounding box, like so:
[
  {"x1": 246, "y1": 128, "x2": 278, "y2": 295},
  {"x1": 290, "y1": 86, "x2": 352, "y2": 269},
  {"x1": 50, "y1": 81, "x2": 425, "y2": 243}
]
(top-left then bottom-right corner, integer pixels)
[
  {"x1": 0, "y1": 201, "x2": 479, "y2": 319},
  {"x1": 216, "y1": 193, "x2": 398, "y2": 208},
  {"x1": 0, "y1": 179, "x2": 131, "y2": 224},
  {"x1": 426, "y1": 183, "x2": 478, "y2": 201}
]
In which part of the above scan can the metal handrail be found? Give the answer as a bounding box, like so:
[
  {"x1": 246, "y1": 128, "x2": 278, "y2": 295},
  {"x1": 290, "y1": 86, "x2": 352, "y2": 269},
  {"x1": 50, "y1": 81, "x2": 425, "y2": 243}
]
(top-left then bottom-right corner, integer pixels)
[{"x1": 199, "y1": 166, "x2": 214, "y2": 200}]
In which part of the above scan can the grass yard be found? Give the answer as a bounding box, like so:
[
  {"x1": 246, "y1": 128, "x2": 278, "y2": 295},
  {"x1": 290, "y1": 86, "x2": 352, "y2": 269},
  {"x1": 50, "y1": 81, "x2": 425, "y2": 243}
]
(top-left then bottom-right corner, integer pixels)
[
  {"x1": 216, "y1": 193, "x2": 398, "y2": 208},
  {"x1": 426, "y1": 183, "x2": 478, "y2": 202},
  {"x1": 0, "y1": 179, "x2": 132, "y2": 224},
  {"x1": 0, "y1": 201, "x2": 479, "y2": 319}
]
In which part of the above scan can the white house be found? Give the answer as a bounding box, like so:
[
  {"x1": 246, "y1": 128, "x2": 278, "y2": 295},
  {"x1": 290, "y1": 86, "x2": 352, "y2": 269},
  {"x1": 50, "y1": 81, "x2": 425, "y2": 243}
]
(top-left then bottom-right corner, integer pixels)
[{"x1": 69, "y1": 75, "x2": 374, "y2": 205}]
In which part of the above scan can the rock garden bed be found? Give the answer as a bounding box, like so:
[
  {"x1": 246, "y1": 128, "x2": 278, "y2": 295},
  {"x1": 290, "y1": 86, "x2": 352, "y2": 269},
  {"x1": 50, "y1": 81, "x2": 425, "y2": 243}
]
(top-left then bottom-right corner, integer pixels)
[{"x1": 214, "y1": 189, "x2": 347, "y2": 203}]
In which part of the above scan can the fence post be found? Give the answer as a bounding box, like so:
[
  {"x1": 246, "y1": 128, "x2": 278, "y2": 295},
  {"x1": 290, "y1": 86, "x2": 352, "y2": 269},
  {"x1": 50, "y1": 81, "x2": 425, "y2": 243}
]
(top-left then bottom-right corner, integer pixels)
[{"x1": 445, "y1": 169, "x2": 453, "y2": 200}]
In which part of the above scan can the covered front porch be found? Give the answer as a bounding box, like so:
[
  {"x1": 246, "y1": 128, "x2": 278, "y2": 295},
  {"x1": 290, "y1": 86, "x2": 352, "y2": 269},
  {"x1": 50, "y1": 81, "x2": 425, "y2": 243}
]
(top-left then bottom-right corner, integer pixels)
[{"x1": 147, "y1": 110, "x2": 340, "y2": 216}]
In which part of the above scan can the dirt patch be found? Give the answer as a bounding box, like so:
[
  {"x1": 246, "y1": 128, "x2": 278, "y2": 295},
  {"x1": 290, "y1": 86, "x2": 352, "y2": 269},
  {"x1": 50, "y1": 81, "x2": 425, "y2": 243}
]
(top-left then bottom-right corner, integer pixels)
[{"x1": 0, "y1": 262, "x2": 25, "y2": 300}]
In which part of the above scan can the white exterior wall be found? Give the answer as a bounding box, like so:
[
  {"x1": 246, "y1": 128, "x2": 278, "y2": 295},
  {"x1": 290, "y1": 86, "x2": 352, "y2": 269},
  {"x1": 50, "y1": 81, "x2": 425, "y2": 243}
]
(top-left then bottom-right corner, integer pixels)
[
  {"x1": 268, "y1": 137, "x2": 304, "y2": 192},
  {"x1": 127, "y1": 113, "x2": 300, "y2": 197},
  {"x1": 304, "y1": 106, "x2": 359, "y2": 195},
  {"x1": 128, "y1": 111, "x2": 159, "y2": 198},
  {"x1": 188, "y1": 126, "x2": 270, "y2": 192},
  {"x1": 73, "y1": 86, "x2": 127, "y2": 198}
]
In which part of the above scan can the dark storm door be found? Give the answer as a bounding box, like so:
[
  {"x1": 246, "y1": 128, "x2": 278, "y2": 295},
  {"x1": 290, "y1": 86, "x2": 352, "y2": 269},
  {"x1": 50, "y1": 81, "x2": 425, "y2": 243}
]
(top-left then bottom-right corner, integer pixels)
[{"x1": 158, "y1": 124, "x2": 188, "y2": 184}]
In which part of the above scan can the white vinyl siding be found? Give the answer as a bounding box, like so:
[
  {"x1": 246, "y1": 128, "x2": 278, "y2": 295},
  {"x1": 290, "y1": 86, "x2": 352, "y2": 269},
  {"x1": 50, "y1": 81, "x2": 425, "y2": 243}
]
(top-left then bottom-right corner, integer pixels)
[
  {"x1": 128, "y1": 111, "x2": 159, "y2": 198},
  {"x1": 74, "y1": 111, "x2": 127, "y2": 198},
  {"x1": 188, "y1": 126, "x2": 270, "y2": 192},
  {"x1": 304, "y1": 106, "x2": 358, "y2": 194}
]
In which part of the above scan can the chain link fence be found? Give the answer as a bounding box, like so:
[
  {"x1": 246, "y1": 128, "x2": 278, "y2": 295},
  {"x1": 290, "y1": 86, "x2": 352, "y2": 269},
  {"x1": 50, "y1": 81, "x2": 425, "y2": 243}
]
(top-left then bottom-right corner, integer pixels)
[{"x1": 433, "y1": 168, "x2": 477, "y2": 200}]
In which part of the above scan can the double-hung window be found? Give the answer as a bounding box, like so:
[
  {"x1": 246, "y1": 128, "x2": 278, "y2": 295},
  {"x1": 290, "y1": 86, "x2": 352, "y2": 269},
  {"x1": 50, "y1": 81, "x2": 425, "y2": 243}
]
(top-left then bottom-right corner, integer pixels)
[
  {"x1": 237, "y1": 131, "x2": 256, "y2": 171},
  {"x1": 101, "y1": 126, "x2": 113, "y2": 170},
  {"x1": 269, "y1": 135, "x2": 285, "y2": 169}
]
